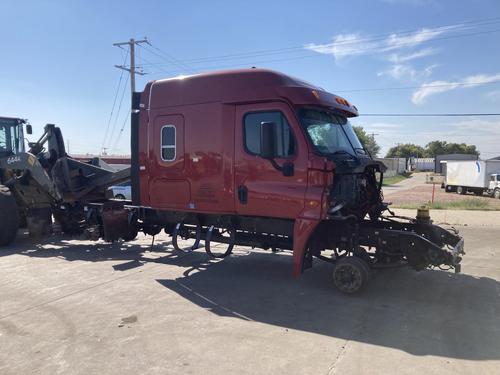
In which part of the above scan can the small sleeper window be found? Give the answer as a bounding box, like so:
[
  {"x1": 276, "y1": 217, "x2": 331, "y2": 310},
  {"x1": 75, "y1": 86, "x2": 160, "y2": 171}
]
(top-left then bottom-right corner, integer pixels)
[{"x1": 161, "y1": 125, "x2": 176, "y2": 161}]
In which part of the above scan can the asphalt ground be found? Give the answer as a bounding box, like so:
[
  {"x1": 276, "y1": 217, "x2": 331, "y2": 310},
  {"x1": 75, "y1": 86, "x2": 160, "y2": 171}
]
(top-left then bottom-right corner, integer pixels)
[{"x1": 1, "y1": 224, "x2": 499, "y2": 375}]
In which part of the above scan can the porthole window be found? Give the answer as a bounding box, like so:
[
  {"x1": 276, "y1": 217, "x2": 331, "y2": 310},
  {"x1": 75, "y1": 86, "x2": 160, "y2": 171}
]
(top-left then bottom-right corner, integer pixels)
[{"x1": 161, "y1": 125, "x2": 176, "y2": 161}]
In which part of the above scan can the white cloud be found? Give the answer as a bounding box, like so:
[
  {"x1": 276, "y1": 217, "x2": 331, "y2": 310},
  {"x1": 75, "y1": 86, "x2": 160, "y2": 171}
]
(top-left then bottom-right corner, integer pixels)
[
  {"x1": 484, "y1": 90, "x2": 500, "y2": 102},
  {"x1": 385, "y1": 26, "x2": 453, "y2": 50},
  {"x1": 305, "y1": 26, "x2": 458, "y2": 60},
  {"x1": 353, "y1": 119, "x2": 500, "y2": 157},
  {"x1": 462, "y1": 73, "x2": 500, "y2": 85},
  {"x1": 412, "y1": 73, "x2": 500, "y2": 104},
  {"x1": 413, "y1": 119, "x2": 500, "y2": 156},
  {"x1": 388, "y1": 48, "x2": 437, "y2": 63},
  {"x1": 304, "y1": 33, "x2": 379, "y2": 60},
  {"x1": 378, "y1": 63, "x2": 438, "y2": 81}
]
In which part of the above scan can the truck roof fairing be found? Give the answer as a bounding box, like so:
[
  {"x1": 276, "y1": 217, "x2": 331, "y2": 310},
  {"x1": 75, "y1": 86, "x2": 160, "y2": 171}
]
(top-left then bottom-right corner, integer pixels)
[{"x1": 145, "y1": 69, "x2": 359, "y2": 118}]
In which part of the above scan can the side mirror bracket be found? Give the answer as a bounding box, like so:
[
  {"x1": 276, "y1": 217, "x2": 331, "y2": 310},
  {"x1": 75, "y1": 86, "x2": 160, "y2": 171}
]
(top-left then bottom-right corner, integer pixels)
[
  {"x1": 260, "y1": 121, "x2": 294, "y2": 177},
  {"x1": 260, "y1": 121, "x2": 277, "y2": 159}
]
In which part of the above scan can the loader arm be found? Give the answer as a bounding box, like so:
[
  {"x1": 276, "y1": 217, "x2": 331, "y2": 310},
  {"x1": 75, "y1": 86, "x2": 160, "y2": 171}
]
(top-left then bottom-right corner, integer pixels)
[{"x1": 0, "y1": 152, "x2": 62, "y2": 207}]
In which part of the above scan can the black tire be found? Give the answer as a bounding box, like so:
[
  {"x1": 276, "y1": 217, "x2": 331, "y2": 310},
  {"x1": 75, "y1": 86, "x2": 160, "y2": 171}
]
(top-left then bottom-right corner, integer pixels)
[
  {"x1": 205, "y1": 225, "x2": 234, "y2": 258},
  {"x1": 494, "y1": 189, "x2": 500, "y2": 199},
  {"x1": 332, "y1": 256, "x2": 370, "y2": 294},
  {"x1": 0, "y1": 185, "x2": 19, "y2": 246},
  {"x1": 26, "y1": 207, "x2": 52, "y2": 239},
  {"x1": 354, "y1": 248, "x2": 372, "y2": 279},
  {"x1": 122, "y1": 226, "x2": 138, "y2": 242},
  {"x1": 445, "y1": 185, "x2": 453, "y2": 193},
  {"x1": 456, "y1": 186, "x2": 466, "y2": 195},
  {"x1": 172, "y1": 222, "x2": 201, "y2": 252},
  {"x1": 18, "y1": 211, "x2": 27, "y2": 229}
]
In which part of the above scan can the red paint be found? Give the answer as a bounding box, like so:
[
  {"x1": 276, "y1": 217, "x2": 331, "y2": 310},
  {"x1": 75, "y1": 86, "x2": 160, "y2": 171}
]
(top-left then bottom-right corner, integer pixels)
[
  {"x1": 292, "y1": 218, "x2": 321, "y2": 277},
  {"x1": 137, "y1": 69, "x2": 359, "y2": 272}
]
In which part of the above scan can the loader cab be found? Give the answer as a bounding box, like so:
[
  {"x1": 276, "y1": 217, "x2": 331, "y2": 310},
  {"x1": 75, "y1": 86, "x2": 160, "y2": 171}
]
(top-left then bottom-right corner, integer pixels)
[{"x1": 0, "y1": 117, "x2": 27, "y2": 156}]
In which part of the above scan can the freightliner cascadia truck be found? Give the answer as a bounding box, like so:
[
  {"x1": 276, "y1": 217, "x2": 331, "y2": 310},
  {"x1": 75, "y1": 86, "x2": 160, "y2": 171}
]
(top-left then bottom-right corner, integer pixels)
[{"x1": 85, "y1": 68, "x2": 464, "y2": 293}]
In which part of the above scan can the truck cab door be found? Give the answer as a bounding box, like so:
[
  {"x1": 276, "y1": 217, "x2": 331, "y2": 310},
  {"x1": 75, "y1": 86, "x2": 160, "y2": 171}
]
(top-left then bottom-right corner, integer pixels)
[{"x1": 234, "y1": 102, "x2": 308, "y2": 219}]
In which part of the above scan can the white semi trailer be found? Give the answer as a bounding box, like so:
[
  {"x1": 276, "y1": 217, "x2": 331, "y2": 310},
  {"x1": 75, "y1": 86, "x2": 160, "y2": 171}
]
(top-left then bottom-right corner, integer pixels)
[{"x1": 444, "y1": 160, "x2": 500, "y2": 198}]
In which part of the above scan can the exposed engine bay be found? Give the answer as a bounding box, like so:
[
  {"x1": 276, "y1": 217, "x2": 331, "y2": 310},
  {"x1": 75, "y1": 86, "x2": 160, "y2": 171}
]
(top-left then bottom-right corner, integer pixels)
[{"x1": 329, "y1": 162, "x2": 386, "y2": 220}]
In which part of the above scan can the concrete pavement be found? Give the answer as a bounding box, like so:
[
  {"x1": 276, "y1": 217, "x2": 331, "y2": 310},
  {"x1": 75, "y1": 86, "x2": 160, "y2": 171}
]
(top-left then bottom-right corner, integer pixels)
[
  {"x1": 383, "y1": 172, "x2": 428, "y2": 196},
  {"x1": 1, "y1": 225, "x2": 499, "y2": 375}
]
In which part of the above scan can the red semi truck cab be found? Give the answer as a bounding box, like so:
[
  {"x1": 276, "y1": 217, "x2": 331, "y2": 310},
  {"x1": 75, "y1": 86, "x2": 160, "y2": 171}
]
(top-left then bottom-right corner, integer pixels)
[
  {"x1": 123, "y1": 68, "x2": 463, "y2": 292},
  {"x1": 134, "y1": 69, "x2": 382, "y2": 220}
]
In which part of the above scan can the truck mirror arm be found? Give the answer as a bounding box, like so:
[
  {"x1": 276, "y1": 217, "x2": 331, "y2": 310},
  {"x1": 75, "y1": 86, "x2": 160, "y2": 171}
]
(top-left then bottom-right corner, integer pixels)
[{"x1": 267, "y1": 158, "x2": 294, "y2": 177}]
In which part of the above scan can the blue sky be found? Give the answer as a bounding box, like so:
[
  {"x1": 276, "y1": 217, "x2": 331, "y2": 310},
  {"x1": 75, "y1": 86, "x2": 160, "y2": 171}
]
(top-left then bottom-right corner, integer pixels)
[{"x1": 2, "y1": 0, "x2": 500, "y2": 157}]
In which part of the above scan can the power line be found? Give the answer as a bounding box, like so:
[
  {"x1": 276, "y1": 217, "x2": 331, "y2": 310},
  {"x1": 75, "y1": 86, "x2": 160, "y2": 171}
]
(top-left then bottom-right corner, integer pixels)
[
  {"x1": 360, "y1": 113, "x2": 500, "y2": 117},
  {"x1": 148, "y1": 43, "x2": 196, "y2": 73},
  {"x1": 136, "y1": 49, "x2": 174, "y2": 75},
  {"x1": 111, "y1": 111, "x2": 131, "y2": 153},
  {"x1": 106, "y1": 75, "x2": 129, "y2": 151},
  {"x1": 140, "y1": 42, "x2": 196, "y2": 74},
  {"x1": 336, "y1": 79, "x2": 500, "y2": 93},
  {"x1": 144, "y1": 27, "x2": 500, "y2": 76},
  {"x1": 101, "y1": 50, "x2": 129, "y2": 154},
  {"x1": 140, "y1": 21, "x2": 500, "y2": 69}
]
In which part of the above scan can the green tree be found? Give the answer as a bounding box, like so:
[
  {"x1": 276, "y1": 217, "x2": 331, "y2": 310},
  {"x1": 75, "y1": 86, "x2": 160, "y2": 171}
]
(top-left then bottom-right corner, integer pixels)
[
  {"x1": 424, "y1": 141, "x2": 447, "y2": 157},
  {"x1": 424, "y1": 141, "x2": 480, "y2": 157},
  {"x1": 353, "y1": 126, "x2": 380, "y2": 157},
  {"x1": 385, "y1": 143, "x2": 426, "y2": 159}
]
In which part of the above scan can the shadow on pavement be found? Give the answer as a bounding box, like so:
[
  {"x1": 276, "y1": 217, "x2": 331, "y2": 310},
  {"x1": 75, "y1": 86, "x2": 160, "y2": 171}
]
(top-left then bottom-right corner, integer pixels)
[
  {"x1": 156, "y1": 250, "x2": 500, "y2": 361},
  {"x1": 3, "y1": 230, "x2": 500, "y2": 361},
  {"x1": 1, "y1": 230, "x2": 212, "y2": 272}
]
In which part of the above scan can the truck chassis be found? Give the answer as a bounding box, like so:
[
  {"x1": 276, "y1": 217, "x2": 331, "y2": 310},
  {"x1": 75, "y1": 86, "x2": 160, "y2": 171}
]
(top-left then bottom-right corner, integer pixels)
[{"x1": 85, "y1": 202, "x2": 464, "y2": 293}]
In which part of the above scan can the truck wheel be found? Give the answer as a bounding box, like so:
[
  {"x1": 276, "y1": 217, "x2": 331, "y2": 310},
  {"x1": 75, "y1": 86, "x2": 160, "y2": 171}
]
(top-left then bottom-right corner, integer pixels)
[
  {"x1": 172, "y1": 222, "x2": 201, "y2": 252},
  {"x1": 26, "y1": 208, "x2": 52, "y2": 239},
  {"x1": 205, "y1": 225, "x2": 235, "y2": 258},
  {"x1": 494, "y1": 189, "x2": 500, "y2": 199},
  {"x1": 0, "y1": 185, "x2": 20, "y2": 246},
  {"x1": 456, "y1": 186, "x2": 466, "y2": 195},
  {"x1": 332, "y1": 256, "x2": 370, "y2": 294},
  {"x1": 122, "y1": 226, "x2": 138, "y2": 242},
  {"x1": 445, "y1": 185, "x2": 453, "y2": 193}
]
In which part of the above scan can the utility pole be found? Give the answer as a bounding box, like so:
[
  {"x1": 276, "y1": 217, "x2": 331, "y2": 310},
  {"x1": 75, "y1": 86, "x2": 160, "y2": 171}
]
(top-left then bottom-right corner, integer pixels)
[{"x1": 113, "y1": 38, "x2": 148, "y2": 95}]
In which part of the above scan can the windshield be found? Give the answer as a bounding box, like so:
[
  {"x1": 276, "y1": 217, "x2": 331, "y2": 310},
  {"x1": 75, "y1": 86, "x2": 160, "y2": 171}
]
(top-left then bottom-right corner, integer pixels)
[
  {"x1": 0, "y1": 118, "x2": 22, "y2": 154},
  {"x1": 298, "y1": 107, "x2": 365, "y2": 156},
  {"x1": 0, "y1": 125, "x2": 7, "y2": 152}
]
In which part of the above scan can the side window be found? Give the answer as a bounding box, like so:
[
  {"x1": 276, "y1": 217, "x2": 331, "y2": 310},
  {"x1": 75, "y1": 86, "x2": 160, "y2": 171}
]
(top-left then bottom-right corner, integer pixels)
[
  {"x1": 161, "y1": 125, "x2": 176, "y2": 161},
  {"x1": 244, "y1": 111, "x2": 295, "y2": 157},
  {"x1": 0, "y1": 126, "x2": 7, "y2": 150}
]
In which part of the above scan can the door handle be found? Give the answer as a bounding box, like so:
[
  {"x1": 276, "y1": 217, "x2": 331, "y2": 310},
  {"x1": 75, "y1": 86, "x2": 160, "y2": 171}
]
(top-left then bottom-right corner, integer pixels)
[{"x1": 238, "y1": 185, "x2": 248, "y2": 204}]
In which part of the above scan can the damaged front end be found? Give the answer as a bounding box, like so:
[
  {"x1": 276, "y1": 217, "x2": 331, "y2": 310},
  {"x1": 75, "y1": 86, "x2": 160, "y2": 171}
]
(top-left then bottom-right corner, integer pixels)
[
  {"x1": 357, "y1": 211, "x2": 464, "y2": 273},
  {"x1": 316, "y1": 159, "x2": 464, "y2": 275}
]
